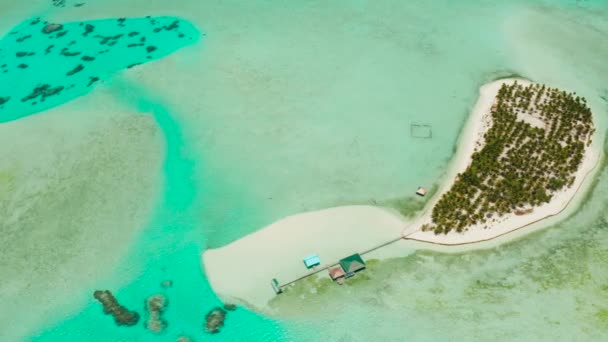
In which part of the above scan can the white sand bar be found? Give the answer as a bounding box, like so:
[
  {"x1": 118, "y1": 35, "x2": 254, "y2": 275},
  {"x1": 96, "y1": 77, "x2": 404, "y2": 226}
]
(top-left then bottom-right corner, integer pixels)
[
  {"x1": 202, "y1": 78, "x2": 601, "y2": 308},
  {"x1": 404, "y1": 78, "x2": 601, "y2": 245},
  {"x1": 202, "y1": 205, "x2": 405, "y2": 309}
]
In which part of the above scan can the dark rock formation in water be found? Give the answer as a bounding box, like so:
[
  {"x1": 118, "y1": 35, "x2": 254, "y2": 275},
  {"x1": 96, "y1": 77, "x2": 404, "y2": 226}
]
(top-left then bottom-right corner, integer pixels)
[
  {"x1": 87, "y1": 76, "x2": 99, "y2": 87},
  {"x1": 81, "y1": 55, "x2": 95, "y2": 62},
  {"x1": 204, "y1": 307, "x2": 227, "y2": 334},
  {"x1": 21, "y1": 84, "x2": 64, "y2": 102},
  {"x1": 60, "y1": 48, "x2": 81, "y2": 57},
  {"x1": 93, "y1": 290, "x2": 140, "y2": 326},
  {"x1": 96, "y1": 34, "x2": 123, "y2": 45},
  {"x1": 66, "y1": 64, "x2": 84, "y2": 76},
  {"x1": 0, "y1": 96, "x2": 10, "y2": 105},
  {"x1": 146, "y1": 46, "x2": 157, "y2": 53},
  {"x1": 223, "y1": 303, "x2": 237, "y2": 311},
  {"x1": 83, "y1": 23, "x2": 94, "y2": 37},
  {"x1": 144, "y1": 294, "x2": 168, "y2": 334},
  {"x1": 17, "y1": 63, "x2": 28, "y2": 69},
  {"x1": 42, "y1": 23, "x2": 63, "y2": 34},
  {"x1": 16, "y1": 35, "x2": 32, "y2": 42}
]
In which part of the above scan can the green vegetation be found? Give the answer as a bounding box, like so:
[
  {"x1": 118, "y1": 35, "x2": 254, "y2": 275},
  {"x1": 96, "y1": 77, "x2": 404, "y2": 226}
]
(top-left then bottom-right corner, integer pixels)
[
  {"x1": 429, "y1": 81, "x2": 594, "y2": 234},
  {"x1": 383, "y1": 184, "x2": 438, "y2": 217}
]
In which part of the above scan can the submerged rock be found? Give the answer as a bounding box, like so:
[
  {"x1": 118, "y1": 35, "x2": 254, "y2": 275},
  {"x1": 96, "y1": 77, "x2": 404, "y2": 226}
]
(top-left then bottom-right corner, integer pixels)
[
  {"x1": 66, "y1": 64, "x2": 84, "y2": 76},
  {"x1": 0, "y1": 96, "x2": 10, "y2": 105},
  {"x1": 87, "y1": 76, "x2": 100, "y2": 87},
  {"x1": 21, "y1": 84, "x2": 64, "y2": 102},
  {"x1": 16, "y1": 35, "x2": 32, "y2": 42},
  {"x1": 204, "y1": 307, "x2": 227, "y2": 334},
  {"x1": 93, "y1": 290, "x2": 140, "y2": 326},
  {"x1": 160, "y1": 280, "x2": 173, "y2": 288},
  {"x1": 83, "y1": 23, "x2": 94, "y2": 37},
  {"x1": 177, "y1": 336, "x2": 194, "y2": 342},
  {"x1": 223, "y1": 303, "x2": 237, "y2": 311},
  {"x1": 42, "y1": 23, "x2": 63, "y2": 34},
  {"x1": 144, "y1": 294, "x2": 168, "y2": 334}
]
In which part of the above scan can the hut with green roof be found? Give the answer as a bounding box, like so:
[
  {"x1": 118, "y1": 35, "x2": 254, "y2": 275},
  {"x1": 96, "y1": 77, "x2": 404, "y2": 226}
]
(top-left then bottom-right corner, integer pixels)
[{"x1": 339, "y1": 253, "x2": 366, "y2": 277}]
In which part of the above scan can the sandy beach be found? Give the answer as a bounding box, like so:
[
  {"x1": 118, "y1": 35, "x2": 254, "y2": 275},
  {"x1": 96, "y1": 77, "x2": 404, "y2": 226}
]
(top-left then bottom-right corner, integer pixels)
[
  {"x1": 203, "y1": 205, "x2": 406, "y2": 310},
  {"x1": 404, "y1": 78, "x2": 601, "y2": 245}
]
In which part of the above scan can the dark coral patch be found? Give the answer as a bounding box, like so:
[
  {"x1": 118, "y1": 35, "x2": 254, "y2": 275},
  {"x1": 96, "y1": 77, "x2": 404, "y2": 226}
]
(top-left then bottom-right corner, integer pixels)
[
  {"x1": 60, "y1": 48, "x2": 81, "y2": 57},
  {"x1": 16, "y1": 35, "x2": 32, "y2": 42},
  {"x1": 21, "y1": 84, "x2": 64, "y2": 102},
  {"x1": 87, "y1": 76, "x2": 100, "y2": 87},
  {"x1": 83, "y1": 24, "x2": 94, "y2": 37},
  {"x1": 66, "y1": 64, "x2": 84, "y2": 76}
]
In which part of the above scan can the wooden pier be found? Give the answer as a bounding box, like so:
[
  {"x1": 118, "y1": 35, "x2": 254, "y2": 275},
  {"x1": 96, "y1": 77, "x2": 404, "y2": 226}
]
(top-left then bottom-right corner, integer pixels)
[{"x1": 276, "y1": 236, "x2": 403, "y2": 290}]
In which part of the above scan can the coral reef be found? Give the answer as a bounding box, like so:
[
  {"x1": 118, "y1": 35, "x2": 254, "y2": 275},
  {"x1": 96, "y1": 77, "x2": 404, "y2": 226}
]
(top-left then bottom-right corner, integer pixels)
[
  {"x1": 66, "y1": 64, "x2": 84, "y2": 76},
  {"x1": 21, "y1": 84, "x2": 64, "y2": 102},
  {"x1": 42, "y1": 23, "x2": 63, "y2": 34},
  {"x1": 144, "y1": 294, "x2": 168, "y2": 334},
  {"x1": 204, "y1": 307, "x2": 227, "y2": 334},
  {"x1": 223, "y1": 303, "x2": 237, "y2": 311},
  {"x1": 93, "y1": 290, "x2": 140, "y2": 326}
]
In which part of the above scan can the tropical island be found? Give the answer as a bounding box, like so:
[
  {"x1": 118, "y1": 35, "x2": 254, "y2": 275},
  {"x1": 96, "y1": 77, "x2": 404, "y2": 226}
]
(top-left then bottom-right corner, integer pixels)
[
  {"x1": 202, "y1": 78, "x2": 600, "y2": 310},
  {"x1": 406, "y1": 78, "x2": 599, "y2": 244},
  {"x1": 424, "y1": 81, "x2": 594, "y2": 235}
]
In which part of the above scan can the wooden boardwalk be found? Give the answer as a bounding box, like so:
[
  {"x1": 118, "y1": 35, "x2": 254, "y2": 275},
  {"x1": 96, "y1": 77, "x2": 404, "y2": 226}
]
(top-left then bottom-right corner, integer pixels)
[{"x1": 278, "y1": 236, "x2": 403, "y2": 289}]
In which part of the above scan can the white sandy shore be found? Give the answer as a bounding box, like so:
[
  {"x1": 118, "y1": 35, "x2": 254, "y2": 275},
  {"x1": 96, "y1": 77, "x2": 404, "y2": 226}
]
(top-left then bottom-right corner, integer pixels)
[
  {"x1": 203, "y1": 205, "x2": 405, "y2": 310},
  {"x1": 202, "y1": 78, "x2": 601, "y2": 308},
  {"x1": 404, "y1": 78, "x2": 601, "y2": 245}
]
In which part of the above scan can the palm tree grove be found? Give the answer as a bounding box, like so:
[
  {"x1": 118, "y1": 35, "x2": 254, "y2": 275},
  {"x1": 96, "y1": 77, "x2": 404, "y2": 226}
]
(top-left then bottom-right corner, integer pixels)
[{"x1": 427, "y1": 81, "x2": 595, "y2": 235}]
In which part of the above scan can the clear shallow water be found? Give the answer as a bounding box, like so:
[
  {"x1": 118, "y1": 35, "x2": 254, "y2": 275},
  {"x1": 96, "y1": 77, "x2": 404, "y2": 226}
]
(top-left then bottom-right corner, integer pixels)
[
  {"x1": 0, "y1": 0, "x2": 606, "y2": 341},
  {"x1": 32, "y1": 82, "x2": 288, "y2": 341},
  {"x1": 0, "y1": 15, "x2": 198, "y2": 122}
]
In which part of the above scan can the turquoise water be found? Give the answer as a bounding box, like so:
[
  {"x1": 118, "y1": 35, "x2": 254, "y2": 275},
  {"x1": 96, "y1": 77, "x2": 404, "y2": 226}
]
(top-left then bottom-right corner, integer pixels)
[
  {"x1": 0, "y1": 15, "x2": 197, "y2": 122},
  {"x1": 0, "y1": 0, "x2": 607, "y2": 341},
  {"x1": 31, "y1": 81, "x2": 288, "y2": 341}
]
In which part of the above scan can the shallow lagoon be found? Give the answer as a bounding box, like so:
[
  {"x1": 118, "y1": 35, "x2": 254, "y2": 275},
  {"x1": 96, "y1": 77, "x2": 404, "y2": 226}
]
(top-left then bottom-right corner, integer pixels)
[{"x1": 0, "y1": 0, "x2": 606, "y2": 341}]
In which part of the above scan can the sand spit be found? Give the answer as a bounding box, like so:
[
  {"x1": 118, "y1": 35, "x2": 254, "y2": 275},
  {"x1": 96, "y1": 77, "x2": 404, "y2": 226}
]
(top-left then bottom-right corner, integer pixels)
[
  {"x1": 202, "y1": 78, "x2": 601, "y2": 309},
  {"x1": 404, "y1": 78, "x2": 601, "y2": 245},
  {"x1": 202, "y1": 205, "x2": 406, "y2": 310}
]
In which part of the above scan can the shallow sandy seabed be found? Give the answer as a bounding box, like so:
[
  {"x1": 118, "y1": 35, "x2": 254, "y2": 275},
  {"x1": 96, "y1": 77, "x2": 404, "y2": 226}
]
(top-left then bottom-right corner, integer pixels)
[{"x1": 0, "y1": 86, "x2": 163, "y2": 339}]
